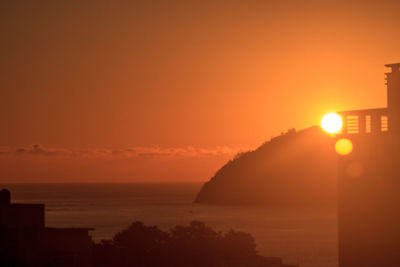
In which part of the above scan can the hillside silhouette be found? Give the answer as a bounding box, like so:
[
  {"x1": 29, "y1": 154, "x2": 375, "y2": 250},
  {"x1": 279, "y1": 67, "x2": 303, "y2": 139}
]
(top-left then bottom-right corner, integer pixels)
[{"x1": 195, "y1": 126, "x2": 337, "y2": 206}]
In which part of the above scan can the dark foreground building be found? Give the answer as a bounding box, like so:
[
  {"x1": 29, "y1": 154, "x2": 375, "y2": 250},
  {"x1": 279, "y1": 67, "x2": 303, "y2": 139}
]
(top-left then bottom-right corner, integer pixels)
[
  {"x1": 0, "y1": 189, "x2": 92, "y2": 267},
  {"x1": 337, "y1": 63, "x2": 400, "y2": 267}
]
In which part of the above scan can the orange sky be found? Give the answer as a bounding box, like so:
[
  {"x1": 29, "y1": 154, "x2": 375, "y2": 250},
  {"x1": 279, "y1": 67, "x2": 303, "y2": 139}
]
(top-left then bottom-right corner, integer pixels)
[{"x1": 1, "y1": 0, "x2": 400, "y2": 182}]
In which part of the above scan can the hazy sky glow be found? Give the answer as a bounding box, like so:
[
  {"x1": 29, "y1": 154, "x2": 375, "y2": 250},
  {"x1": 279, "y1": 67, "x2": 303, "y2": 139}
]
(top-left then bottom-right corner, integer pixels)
[{"x1": 2, "y1": 0, "x2": 400, "y2": 182}]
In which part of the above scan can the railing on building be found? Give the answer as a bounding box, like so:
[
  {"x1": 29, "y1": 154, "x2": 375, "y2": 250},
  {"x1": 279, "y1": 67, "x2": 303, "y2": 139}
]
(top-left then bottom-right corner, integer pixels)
[{"x1": 338, "y1": 108, "x2": 389, "y2": 135}]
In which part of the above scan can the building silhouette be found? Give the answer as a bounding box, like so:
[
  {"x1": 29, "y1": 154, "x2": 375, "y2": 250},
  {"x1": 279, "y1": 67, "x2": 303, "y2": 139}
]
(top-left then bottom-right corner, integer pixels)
[
  {"x1": 0, "y1": 189, "x2": 93, "y2": 267},
  {"x1": 337, "y1": 63, "x2": 400, "y2": 267}
]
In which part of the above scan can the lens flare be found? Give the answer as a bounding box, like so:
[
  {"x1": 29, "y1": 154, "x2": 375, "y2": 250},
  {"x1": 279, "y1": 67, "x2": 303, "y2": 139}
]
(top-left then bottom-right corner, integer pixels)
[
  {"x1": 335, "y1": 138, "x2": 353, "y2": 155},
  {"x1": 346, "y1": 161, "x2": 364, "y2": 178},
  {"x1": 321, "y1": 113, "x2": 342, "y2": 133}
]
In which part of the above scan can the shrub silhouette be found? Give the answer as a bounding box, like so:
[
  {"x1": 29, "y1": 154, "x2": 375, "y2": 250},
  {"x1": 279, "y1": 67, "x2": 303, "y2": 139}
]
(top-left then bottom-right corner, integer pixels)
[
  {"x1": 221, "y1": 230, "x2": 256, "y2": 261},
  {"x1": 93, "y1": 221, "x2": 294, "y2": 267}
]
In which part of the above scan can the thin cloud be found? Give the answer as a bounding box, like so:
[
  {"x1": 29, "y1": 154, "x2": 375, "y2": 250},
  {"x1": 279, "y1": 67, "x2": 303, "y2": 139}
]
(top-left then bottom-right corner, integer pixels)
[
  {"x1": 8, "y1": 144, "x2": 242, "y2": 159},
  {"x1": 0, "y1": 148, "x2": 10, "y2": 155},
  {"x1": 15, "y1": 144, "x2": 71, "y2": 156}
]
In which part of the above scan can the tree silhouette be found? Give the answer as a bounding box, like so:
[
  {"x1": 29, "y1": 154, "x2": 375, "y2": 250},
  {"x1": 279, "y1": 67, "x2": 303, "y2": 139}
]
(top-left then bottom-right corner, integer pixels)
[{"x1": 93, "y1": 221, "x2": 295, "y2": 267}]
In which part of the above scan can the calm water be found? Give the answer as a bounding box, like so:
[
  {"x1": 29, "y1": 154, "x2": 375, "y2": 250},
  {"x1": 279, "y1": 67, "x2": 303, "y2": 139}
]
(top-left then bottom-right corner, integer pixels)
[{"x1": 1, "y1": 183, "x2": 337, "y2": 267}]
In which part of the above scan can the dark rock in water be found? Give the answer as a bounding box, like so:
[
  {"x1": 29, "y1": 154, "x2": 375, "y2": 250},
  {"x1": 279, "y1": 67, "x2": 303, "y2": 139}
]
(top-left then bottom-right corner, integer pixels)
[{"x1": 195, "y1": 126, "x2": 337, "y2": 206}]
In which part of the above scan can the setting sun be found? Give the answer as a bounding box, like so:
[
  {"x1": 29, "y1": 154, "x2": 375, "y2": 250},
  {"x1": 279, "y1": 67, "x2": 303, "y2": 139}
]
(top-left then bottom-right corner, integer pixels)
[{"x1": 321, "y1": 113, "x2": 343, "y2": 134}]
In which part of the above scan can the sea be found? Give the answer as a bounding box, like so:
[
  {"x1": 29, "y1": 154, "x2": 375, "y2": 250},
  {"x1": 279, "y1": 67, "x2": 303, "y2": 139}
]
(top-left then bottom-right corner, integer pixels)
[{"x1": 0, "y1": 183, "x2": 338, "y2": 267}]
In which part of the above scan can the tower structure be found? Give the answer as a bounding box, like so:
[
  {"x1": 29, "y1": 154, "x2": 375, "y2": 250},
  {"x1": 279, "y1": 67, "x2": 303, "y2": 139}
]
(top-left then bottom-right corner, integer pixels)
[
  {"x1": 387, "y1": 63, "x2": 400, "y2": 133},
  {"x1": 337, "y1": 63, "x2": 400, "y2": 267}
]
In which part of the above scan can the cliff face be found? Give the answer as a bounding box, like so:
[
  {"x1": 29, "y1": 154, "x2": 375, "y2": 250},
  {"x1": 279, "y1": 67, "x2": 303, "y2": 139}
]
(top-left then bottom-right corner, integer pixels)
[{"x1": 195, "y1": 126, "x2": 338, "y2": 206}]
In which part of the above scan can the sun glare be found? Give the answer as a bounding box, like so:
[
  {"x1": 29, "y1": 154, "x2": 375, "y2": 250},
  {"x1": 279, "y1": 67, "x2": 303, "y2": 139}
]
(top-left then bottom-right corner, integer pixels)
[
  {"x1": 321, "y1": 113, "x2": 342, "y2": 134},
  {"x1": 335, "y1": 138, "x2": 353, "y2": 155}
]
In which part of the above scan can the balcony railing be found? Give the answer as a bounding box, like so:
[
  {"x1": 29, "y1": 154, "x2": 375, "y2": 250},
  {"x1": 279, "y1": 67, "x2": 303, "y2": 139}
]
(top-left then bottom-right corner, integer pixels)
[{"x1": 338, "y1": 108, "x2": 388, "y2": 135}]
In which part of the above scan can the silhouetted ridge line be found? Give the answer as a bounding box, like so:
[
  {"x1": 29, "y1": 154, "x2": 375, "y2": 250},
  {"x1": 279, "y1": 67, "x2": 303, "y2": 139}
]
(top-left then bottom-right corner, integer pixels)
[{"x1": 195, "y1": 126, "x2": 337, "y2": 205}]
